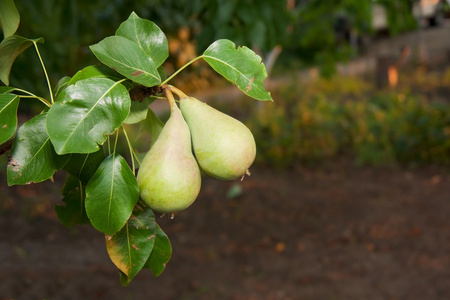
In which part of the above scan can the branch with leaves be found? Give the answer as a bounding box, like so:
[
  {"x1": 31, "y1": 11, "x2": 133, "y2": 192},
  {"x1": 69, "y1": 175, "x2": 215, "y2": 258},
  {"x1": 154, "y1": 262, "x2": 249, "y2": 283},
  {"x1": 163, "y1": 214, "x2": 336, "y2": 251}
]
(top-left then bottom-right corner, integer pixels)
[{"x1": 0, "y1": 3, "x2": 272, "y2": 286}]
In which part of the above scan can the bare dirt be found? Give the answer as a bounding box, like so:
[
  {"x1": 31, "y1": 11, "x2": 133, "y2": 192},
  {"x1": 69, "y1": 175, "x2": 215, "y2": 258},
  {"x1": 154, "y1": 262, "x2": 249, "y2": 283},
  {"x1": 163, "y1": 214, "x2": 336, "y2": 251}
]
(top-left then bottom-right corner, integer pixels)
[{"x1": 0, "y1": 160, "x2": 449, "y2": 300}]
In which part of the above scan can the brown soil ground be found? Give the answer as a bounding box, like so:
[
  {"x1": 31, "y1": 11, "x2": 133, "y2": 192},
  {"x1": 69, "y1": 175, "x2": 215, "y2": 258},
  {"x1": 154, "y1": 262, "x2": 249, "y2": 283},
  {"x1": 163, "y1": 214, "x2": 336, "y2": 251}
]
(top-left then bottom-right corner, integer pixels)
[{"x1": 0, "y1": 161, "x2": 449, "y2": 300}]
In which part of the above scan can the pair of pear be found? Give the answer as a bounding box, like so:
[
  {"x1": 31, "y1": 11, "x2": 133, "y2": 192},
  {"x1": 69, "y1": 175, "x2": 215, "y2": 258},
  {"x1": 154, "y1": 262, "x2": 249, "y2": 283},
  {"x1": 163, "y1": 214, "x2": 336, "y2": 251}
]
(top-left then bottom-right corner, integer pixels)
[{"x1": 136, "y1": 94, "x2": 256, "y2": 213}]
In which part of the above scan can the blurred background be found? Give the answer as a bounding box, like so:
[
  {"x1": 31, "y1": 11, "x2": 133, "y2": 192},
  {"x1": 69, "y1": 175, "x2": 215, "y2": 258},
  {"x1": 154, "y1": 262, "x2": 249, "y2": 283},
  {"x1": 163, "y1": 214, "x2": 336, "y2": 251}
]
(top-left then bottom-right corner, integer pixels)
[{"x1": 1, "y1": 0, "x2": 449, "y2": 299}]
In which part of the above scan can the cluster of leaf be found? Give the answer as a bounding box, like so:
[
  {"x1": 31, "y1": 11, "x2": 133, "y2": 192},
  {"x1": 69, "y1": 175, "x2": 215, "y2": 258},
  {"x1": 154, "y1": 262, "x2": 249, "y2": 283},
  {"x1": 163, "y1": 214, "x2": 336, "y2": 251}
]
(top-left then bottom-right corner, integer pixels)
[
  {"x1": 1, "y1": 2, "x2": 271, "y2": 285},
  {"x1": 248, "y1": 76, "x2": 450, "y2": 167}
]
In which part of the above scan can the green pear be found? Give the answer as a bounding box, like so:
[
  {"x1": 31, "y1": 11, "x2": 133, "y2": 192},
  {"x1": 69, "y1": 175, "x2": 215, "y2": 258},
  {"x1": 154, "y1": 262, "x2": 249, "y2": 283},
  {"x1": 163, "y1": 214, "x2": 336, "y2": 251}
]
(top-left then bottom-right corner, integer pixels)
[
  {"x1": 137, "y1": 95, "x2": 201, "y2": 213},
  {"x1": 180, "y1": 97, "x2": 256, "y2": 180}
]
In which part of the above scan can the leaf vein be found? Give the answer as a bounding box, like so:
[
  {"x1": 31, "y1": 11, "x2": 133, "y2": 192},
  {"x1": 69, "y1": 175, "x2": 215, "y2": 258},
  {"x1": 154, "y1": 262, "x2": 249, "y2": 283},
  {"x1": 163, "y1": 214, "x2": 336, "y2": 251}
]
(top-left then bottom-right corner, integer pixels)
[
  {"x1": 99, "y1": 52, "x2": 159, "y2": 81},
  {"x1": 61, "y1": 80, "x2": 122, "y2": 152},
  {"x1": 20, "y1": 137, "x2": 50, "y2": 177},
  {"x1": 108, "y1": 154, "x2": 116, "y2": 232},
  {"x1": 0, "y1": 96, "x2": 18, "y2": 114}
]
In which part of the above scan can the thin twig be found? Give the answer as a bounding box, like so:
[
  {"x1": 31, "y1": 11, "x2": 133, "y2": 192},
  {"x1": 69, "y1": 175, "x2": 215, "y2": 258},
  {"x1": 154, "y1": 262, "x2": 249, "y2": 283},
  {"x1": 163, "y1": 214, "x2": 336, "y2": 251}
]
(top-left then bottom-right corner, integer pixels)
[{"x1": 129, "y1": 85, "x2": 164, "y2": 102}]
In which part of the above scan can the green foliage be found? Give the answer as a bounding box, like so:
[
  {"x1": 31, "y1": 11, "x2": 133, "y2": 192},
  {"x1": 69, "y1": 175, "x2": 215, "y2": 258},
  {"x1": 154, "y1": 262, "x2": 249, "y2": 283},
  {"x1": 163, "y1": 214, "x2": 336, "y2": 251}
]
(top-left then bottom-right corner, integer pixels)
[
  {"x1": 0, "y1": 0, "x2": 20, "y2": 39},
  {"x1": 0, "y1": 36, "x2": 43, "y2": 86},
  {"x1": 116, "y1": 12, "x2": 169, "y2": 68},
  {"x1": 106, "y1": 204, "x2": 156, "y2": 284},
  {"x1": 376, "y1": 0, "x2": 418, "y2": 35},
  {"x1": 91, "y1": 36, "x2": 162, "y2": 86},
  {"x1": 203, "y1": 39, "x2": 271, "y2": 101},
  {"x1": 248, "y1": 76, "x2": 450, "y2": 167},
  {"x1": 85, "y1": 153, "x2": 139, "y2": 235},
  {"x1": 47, "y1": 78, "x2": 131, "y2": 154},
  {"x1": 171, "y1": 0, "x2": 290, "y2": 52},
  {"x1": 55, "y1": 175, "x2": 90, "y2": 228},
  {"x1": 0, "y1": 7, "x2": 271, "y2": 285},
  {"x1": 144, "y1": 223, "x2": 172, "y2": 277},
  {"x1": 7, "y1": 113, "x2": 70, "y2": 185},
  {"x1": 63, "y1": 149, "x2": 106, "y2": 185},
  {"x1": 0, "y1": 93, "x2": 19, "y2": 144}
]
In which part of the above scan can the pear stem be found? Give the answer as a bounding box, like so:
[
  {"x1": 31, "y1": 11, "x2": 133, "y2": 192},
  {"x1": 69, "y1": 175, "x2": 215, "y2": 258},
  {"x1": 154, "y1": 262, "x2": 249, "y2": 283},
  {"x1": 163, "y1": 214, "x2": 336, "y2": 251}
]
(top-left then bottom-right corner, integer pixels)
[
  {"x1": 166, "y1": 85, "x2": 188, "y2": 99},
  {"x1": 163, "y1": 87, "x2": 178, "y2": 112}
]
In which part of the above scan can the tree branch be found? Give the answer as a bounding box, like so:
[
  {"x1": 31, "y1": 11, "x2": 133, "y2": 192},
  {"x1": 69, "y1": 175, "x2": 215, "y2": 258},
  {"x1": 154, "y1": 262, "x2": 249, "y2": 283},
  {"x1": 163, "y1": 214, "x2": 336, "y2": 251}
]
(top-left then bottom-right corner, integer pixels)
[{"x1": 129, "y1": 85, "x2": 164, "y2": 102}]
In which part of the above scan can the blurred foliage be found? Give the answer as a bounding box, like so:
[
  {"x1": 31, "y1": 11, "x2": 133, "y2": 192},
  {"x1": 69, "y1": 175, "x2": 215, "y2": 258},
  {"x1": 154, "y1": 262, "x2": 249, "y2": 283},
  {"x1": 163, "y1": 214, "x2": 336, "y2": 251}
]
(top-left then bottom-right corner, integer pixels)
[
  {"x1": 7, "y1": 0, "x2": 290, "y2": 96},
  {"x1": 246, "y1": 72, "x2": 450, "y2": 168},
  {"x1": 4, "y1": 0, "x2": 419, "y2": 96},
  {"x1": 376, "y1": 0, "x2": 418, "y2": 34},
  {"x1": 280, "y1": 0, "x2": 417, "y2": 76}
]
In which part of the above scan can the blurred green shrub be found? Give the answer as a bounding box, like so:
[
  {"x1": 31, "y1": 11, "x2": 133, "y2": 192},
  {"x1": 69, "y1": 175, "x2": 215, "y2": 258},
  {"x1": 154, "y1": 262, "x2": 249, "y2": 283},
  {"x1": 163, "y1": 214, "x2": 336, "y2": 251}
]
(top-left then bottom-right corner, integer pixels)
[{"x1": 247, "y1": 76, "x2": 450, "y2": 168}]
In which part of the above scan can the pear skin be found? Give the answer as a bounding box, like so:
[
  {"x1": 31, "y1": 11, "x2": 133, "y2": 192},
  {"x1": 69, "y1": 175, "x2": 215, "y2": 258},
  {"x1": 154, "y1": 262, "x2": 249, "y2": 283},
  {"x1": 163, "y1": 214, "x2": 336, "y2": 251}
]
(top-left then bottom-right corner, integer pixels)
[
  {"x1": 137, "y1": 95, "x2": 201, "y2": 213},
  {"x1": 180, "y1": 97, "x2": 256, "y2": 180}
]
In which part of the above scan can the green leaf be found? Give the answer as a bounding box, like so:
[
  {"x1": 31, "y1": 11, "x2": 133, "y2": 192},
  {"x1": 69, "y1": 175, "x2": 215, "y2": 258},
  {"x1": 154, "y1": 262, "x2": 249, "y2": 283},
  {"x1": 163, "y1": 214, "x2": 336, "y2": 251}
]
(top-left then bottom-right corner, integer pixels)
[
  {"x1": 0, "y1": 94, "x2": 19, "y2": 144},
  {"x1": 124, "y1": 97, "x2": 155, "y2": 125},
  {"x1": 119, "y1": 271, "x2": 130, "y2": 287},
  {"x1": 68, "y1": 65, "x2": 123, "y2": 87},
  {"x1": 61, "y1": 172, "x2": 81, "y2": 195},
  {"x1": 0, "y1": 36, "x2": 43, "y2": 86},
  {"x1": 0, "y1": 86, "x2": 16, "y2": 94},
  {"x1": 63, "y1": 148, "x2": 105, "y2": 185},
  {"x1": 0, "y1": 0, "x2": 20, "y2": 38},
  {"x1": 85, "y1": 153, "x2": 139, "y2": 235},
  {"x1": 116, "y1": 12, "x2": 169, "y2": 68},
  {"x1": 90, "y1": 36, "x2": 161, "y2": 87},
  {"x1": 144, "y1": 223, "x2": 172, "y2": 277},
  {"x1": 7, "y1": 113, "x2": 69, "y2": 186},
  {"x1": 203, "y1": 39, "x2": 272, "y2": 101},
  {"x1": 157, "y1": 65, "x2": 167, "y2": 82},
  {"x1": 106, "y1": 205, "x2": 157, "y2": 285},
  {"x1": 140, "y1": 109, "x2": 164, "y2": 148},
  {"x1": 55, "y1": 175, "x2": 90, "y2": 228},
  {"x1": 46, "y1": 78, "x2": 130, "y2": 155},
  {"x1": 54, "y1": 76, "x2": 71, "y2": 99}
]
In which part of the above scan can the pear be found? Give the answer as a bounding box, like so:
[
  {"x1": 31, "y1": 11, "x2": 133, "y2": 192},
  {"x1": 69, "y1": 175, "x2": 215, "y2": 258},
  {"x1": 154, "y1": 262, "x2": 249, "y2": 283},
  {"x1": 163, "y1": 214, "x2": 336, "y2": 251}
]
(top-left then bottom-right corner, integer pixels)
[
  {"x1": 137, "y1": 92, "x2": 201, "y2": 213},
  {"x1": 180, "y1": 97, "x2": 256, "y2": 180}
]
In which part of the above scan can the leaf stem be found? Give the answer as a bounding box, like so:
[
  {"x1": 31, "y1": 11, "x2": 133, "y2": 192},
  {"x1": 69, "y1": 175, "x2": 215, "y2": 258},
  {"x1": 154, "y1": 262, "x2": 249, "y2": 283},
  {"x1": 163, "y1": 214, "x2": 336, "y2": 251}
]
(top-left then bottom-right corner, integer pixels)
[
  {"x1": 113, "y1": 129, "x2": 119, "y2": 155},
  {"x1": 107, "y1": 136, "x2": 111, "y2": 156},
  {"x1": 132, "y1": 150, "x2": 141, "y2": 166},
  {"x1": 15, "y1": 88, "x2": 51, "y2": 107},
  {"x1": 117, "y1": 78, "x2": 128, "y2": 85},
  {"x1": 121, "y1": 125, "x2": 135, "y2": 175},
  {"x1": 18, "y1": 95, "x2": 51, "y2": 107},
  {"x1": 33, "y1": 42, "x2": 54, "y2": 104},
  {"x1": 160, "y1": 55, "x2": 204, "y2": 86}
]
